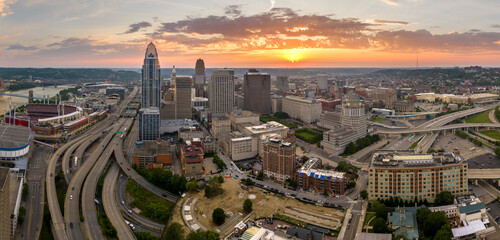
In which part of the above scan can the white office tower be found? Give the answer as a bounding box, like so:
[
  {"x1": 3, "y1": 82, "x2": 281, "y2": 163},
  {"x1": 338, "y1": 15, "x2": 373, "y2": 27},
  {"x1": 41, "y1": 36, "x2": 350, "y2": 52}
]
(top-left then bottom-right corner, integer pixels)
[{"x1": 208, "y1": 69, "x2": 235, "y2": 115}]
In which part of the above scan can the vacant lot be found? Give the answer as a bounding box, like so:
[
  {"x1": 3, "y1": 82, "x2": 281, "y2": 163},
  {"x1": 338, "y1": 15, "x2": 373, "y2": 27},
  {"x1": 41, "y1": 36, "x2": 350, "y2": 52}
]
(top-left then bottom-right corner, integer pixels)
[
  {"x1": 190, "y1": 178, "x2": 344, "y2": 233},
  {"x1": 465, "y1": 110, "x2": 492, "y2": 123},
  {"x1": 125, "y1": 179, "x2": 174, "y2": 223}
]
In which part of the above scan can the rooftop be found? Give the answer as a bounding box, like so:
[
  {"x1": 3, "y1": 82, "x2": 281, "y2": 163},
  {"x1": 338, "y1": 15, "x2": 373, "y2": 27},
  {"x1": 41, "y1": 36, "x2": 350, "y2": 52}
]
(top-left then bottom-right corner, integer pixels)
[
  {"x1": 0, "y1": 125, "x2": 31, "y2": 149},
  {"x1": 370, "y1": 150, "x2": 464, "y2": 168},
  {"x1": 134, "y1": 141, "x2": 171, "y2": 156},
  {"x1": 245, "y1": 121, "x2": 287, "y2": 134}
]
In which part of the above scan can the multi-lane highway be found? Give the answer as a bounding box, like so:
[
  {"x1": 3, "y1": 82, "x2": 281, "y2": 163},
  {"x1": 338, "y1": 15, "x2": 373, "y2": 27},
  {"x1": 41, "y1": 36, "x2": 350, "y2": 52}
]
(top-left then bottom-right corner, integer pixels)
[
  {"x1": 64, "y1": 120, "x2": 121, "y2": 240},
  {"x1": 102, "y1": 163, "x2": 137, "y2": 239}
]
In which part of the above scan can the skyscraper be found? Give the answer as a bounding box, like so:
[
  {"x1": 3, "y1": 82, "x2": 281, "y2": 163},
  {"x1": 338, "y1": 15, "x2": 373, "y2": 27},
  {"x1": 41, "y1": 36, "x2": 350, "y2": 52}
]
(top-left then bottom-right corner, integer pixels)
[
  {"x1": 139, "y1": 43, "x2": 161, "y2": 141},
  {"x1": 175, "y1": 76, "x2": 192, "y2": 119},
  {"x1": 276, "y1": 75, "x2": 289, "y2": 93},
  {"x1": 243, "y1": 69, "x2": 271, "y2": 114},
  {"x1": 193, "y1": 59, "x2": 207, "y2": 97},
  {"x1": 208, "y1": 69, "x2": 234, "y2": 115},
  {"x1": 195, "y1": 58, "x2": 205, "y2": 75},
  {"x1": 141, "y1": 43, "x2": 161, "y2": 108}
]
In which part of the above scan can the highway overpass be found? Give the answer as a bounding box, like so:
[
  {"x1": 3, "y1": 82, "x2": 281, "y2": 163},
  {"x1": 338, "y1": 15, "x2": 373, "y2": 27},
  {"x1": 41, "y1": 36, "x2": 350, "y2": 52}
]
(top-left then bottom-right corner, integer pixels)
[{"x1": 377, "y1": 123, "x2": 500, "y2": 135}]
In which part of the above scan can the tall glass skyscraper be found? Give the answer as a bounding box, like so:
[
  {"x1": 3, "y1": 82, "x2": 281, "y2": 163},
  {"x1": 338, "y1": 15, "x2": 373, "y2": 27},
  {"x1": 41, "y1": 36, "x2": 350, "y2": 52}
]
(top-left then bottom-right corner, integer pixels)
[
  {"x1": 142, "y1": 42, "x2": 161, "y2": 108},
  {"x1": 139, "y1": 43, "x2": 161, "y2": 141}
]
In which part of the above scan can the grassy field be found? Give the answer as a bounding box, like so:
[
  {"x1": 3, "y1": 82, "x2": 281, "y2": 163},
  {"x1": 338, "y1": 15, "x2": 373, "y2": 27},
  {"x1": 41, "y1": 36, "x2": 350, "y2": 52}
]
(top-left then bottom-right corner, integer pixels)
[
  {"x1": 294, "y1": 128, "x2": 323, "y2": 144},
  {"x1": 372, "y1": 117, "x2": 387, "y2": 123},
  {"x1": 480, "y1": 130, "x2": 500, "y2": 140},
  {"x1": 465, "y1": 110, "x2": 493, "y2": 123},
  {"x1": 126, "y1": 179, "x2": 174, "y2": 224}
]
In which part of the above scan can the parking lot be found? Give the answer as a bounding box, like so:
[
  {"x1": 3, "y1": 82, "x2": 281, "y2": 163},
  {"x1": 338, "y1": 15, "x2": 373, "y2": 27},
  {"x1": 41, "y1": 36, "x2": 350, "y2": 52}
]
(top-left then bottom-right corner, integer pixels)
[
  {"x1": 469, "y1": 153, "x2": 500, "y2": 169},
  {"x1": 486, "y1": 201, "x2": 500, "y2": 224},
  {"x1": 431, "y1": 134, "x2": 490, "y2": 158}
]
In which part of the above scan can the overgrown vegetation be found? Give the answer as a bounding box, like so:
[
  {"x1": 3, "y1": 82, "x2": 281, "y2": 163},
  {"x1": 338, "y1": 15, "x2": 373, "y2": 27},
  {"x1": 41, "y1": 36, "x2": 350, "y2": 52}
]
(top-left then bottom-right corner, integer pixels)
[
  {"x1": 465, "y1": 110, "x2": 493, "y2": 123},
  {"x1": 294, "y1": 128, "x2": 323, "y2": 144},
  {"x1": 54, "y1": 171, "x2": 67, "y2": 215},
  {"x1": 40, "y1": 189, "x2": 54, "y2": 240},
  {"x1": 456, "y1": 130, "x2": 483, "y2": 146},
  {"x1": 409, "y1": 140, "x2": 420, "y2": 150},
  {"x1": 133, "y1": 167, "x2": 187, "y2": 194},
  {"x1": 22, "y1": 183, "x2": 29, "y2": 200},
  {"x1": 212, "y1": 155, "x2": 226, "y2": 172},
  {"x1": 97, "y1": 207, "x2": 117, "y2": 239},
  {"x1": 480, "y1": 130, "x2": 500, "y2": 140},
  {"x1": 126, "y1": 179, "x2": 174, "y2": 223},
  {"x1": 204, "y1": 177, "x2": 224, "y2": 198},
  {"x1": 135, "y1": 232, "x2": 161, "y2": 240}
]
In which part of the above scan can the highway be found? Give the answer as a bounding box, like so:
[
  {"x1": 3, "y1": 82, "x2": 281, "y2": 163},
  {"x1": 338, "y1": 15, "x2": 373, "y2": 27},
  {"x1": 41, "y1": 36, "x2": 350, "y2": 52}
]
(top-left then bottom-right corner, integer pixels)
[
  {"x1": 64, "y1": 119, "x2": 123, "y2": 240},
  {"x1": 102, "y1": 163, "x2": 137, "y2": 239},
  {"x1": 377, "y1": 123, "x2": 500, "y2": 134},
  {"x1": 46, "y1": 117, "x2": 115, "y2": 240},
  {"x1": 114, "y1": 132, "x2": 179, "y2": 203},
  {"x1": 81, "y1": 134, "x2": 119, "y2": 239},
  {"x1": 116, "y1": 175, "x2": 165, "y2": 234}
]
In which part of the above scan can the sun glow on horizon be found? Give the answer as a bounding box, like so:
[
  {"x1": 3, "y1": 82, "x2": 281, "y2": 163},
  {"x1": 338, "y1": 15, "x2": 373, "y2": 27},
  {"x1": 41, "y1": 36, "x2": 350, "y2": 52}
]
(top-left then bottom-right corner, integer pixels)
[{"x1": 283, "y1": 48, "x2": 304, "y2": 63}]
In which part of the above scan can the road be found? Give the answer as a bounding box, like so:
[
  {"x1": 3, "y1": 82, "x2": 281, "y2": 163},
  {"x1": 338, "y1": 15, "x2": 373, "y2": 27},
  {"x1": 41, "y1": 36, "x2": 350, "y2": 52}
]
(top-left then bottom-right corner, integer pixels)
[
  {"x1": 46, "y1": 119, "x2": 114, "y2": 240},
  {"x1": 114, "y1": 132, "x2": 179, "y2": 203},
  {"x1": 343, "y1": 201, "x2": 363, "y2": 240},
  {"x1": 64, "y1": 119, "x2": 122, "y2": 240},
  {"x1": 116, "y1": 175, "x2": 165, "y2": 235},
  {"x1": 102, "y1": 163, "x2": 136, "y2": 239},
  {"x1": 21, "y1": 145, "x2": 51, "y2": 240},
  {"x1": 81, "y1": 119, "x2": 132, "y2": 239},
  {"x1": 490, "y1": 108, "x2": 499, "y2": 124}
]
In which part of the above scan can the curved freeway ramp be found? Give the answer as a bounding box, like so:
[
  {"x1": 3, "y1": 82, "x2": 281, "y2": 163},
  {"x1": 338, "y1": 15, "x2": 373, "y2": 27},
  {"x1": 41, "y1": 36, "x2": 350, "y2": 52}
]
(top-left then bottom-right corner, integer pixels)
[
  {"x1": 103, "y1": 163, "x2": 136, "y2": 239},
  {"x1": 114, "y1": 136, "x2": 178, "y2": 203}
]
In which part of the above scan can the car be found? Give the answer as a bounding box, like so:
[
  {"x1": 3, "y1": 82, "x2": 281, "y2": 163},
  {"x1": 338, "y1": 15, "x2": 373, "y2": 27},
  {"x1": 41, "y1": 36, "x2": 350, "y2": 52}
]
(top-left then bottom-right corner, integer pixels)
[
  {"x1": 69, "y1": 195, "x2": 73, "y2": 200},
  {"x1": 128, "y1": 210, "x2": 133, "y2": 214},
  {"x1": 121, "y1": 201, "x2": 125, "y2": 205},
  {"x1": 127, "y1": 168, "x2": 130, "y2": 171},
  {"x1": 162, "y1": 193, "x2": 167, "y2": 197},
  {"x1": 70, "y1": 222, "x2": 73, "y2": 229}
]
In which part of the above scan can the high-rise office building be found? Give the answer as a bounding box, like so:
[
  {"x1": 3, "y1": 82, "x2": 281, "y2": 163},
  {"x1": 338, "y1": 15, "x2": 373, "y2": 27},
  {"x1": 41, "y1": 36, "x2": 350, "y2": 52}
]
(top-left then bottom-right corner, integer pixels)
[
  {"x1": 262, "y1": 134, "x2": 296, "y2": 182},
  {"x1": 317, "y1": 75, "x2": 328, "y2": 90},
  {"x1": 243, "y1": 69, "x2": 271, "y2": 114},
  {"x1": 195, "y1": 58, "x2": 205, "y2": 75},
  {"x1": 175, "y1": 76, "x2": 192, "y2": 119},
  {"x1": 208, "y1": 69, "x2": 234, "y2": 115},
  {"x1": 276, "y1": 75, "x2": 289, "y2": 93},
  {"x1": 140, "y1": 43, "x2": 161, "y2": 141},
  {"x1": 138, "y1": 108, "x2": 160, "y2": 141},
  {"x1": 193, "y1": 59, "x2": 207, "y2": 97},
  {"x1": 141, "y1": 43, "x2": 161, "y2": 109},
  {"x1": 341, "y1": 92, "x2": 367, "y2": 138}
]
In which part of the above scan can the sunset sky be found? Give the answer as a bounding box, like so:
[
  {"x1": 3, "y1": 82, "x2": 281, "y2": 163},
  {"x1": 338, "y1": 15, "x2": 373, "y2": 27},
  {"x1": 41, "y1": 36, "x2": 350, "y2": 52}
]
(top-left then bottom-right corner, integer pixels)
[{"x1": 0, "y1": 0, "x2": 499, "y2": 68}]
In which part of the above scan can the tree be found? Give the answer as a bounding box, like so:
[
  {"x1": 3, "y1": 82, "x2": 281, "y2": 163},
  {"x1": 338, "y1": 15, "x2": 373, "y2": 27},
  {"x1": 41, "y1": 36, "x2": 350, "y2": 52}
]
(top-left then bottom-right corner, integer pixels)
[
  {"x1": 186, "y1": 230, "x2": 220, "y2": 240},
  {"x1": 344, "y1": 142, "x2": 357, "y2": 155},
  {"x1": 244, "y1": 178, "x2": 253, "y2": 186},
  {"x1": 372, "y1": 217, "x2": 389, "y2": 233},
  {"x1": 135, "y1": 232, "x2": 161, "y2": 240},
  {"x1": 257, "y1": 171, "x2": 264, "y2": 180},
  {"x1": 165, "y1": 223, "x2": 184, "y2": 240},
  {"x1": 370, "y1": 201, "x2": 388, "y2": 221},
  {"x1": 495, "y1": 147, "x2": 500, "y2": 158},
  {"x1": 186, "y1": 179, "x2": 198, "y2": 192},
  {"x1": 360, "y1": 190, "x2": 368, "y2": 200},
  {"x1": 212, "y1": 208, "x2": 226, "y2": 225},
  {"x1": 273, "y1": 112, "x2": 290, "y2": 119},
  {"x1": 243, "y1": 199, "x2": 253, "y2": 213},
  {"x1": 18, "y1": 206, "x2": 26, "y2": 225},
  {"x1": 22, "y1": 183, "x2": 29, "y2": 201},
  {"x1": 434, "y1": 191, "x2": 454, "y2": 205},
  {"x1": 434, "y1": 224, "x2": 453, "y2": 240}
]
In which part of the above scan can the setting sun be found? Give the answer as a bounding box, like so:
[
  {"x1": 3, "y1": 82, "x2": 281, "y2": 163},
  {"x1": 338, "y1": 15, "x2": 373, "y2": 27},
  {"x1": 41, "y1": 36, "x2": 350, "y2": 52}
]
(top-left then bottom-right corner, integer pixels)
[{"x1": 283, "y1": 48, "x2": 304, "y2": 63}]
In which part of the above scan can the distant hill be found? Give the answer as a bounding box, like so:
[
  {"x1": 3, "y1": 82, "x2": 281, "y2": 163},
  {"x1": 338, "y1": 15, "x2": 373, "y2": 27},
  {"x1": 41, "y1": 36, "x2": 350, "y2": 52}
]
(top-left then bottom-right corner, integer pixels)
[{"x1": 0, "y1": 68, "x2": 141, "y2": 84}]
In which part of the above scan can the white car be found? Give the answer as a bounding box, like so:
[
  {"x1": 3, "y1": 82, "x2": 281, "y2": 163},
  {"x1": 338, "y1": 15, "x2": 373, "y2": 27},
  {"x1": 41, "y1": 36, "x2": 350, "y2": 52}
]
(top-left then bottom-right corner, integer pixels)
[{"x1": 69, "y1": 195, "x2": 73, "y2": 200}]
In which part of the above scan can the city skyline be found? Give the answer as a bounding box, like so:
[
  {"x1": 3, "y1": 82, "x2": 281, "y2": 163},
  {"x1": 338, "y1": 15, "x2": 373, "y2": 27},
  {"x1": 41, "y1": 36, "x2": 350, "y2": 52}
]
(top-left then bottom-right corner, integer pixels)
[{"x1": 0, "y1": 0, "x2": 499, "y2": 67}]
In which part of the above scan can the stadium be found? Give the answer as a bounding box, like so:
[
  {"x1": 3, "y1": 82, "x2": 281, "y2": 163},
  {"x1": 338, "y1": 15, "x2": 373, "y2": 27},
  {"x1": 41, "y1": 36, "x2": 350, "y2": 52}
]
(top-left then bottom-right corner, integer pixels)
[
  {"x1": 0, "y1": 124, "x2": 33, "y2": 169},
  {"x1": 5, "y1": 103, "x2": 106, "y2": 141}
]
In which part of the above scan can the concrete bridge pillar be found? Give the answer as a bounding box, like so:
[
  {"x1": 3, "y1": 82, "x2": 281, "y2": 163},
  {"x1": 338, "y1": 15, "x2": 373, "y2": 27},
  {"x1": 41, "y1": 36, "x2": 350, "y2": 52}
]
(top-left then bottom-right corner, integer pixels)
[
  {"x1": 497, "y1": 179, "x2": 500, "y2": 187},
  {"x1": 474, "y1": 179, "x2": 478, "y2": 185}
]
